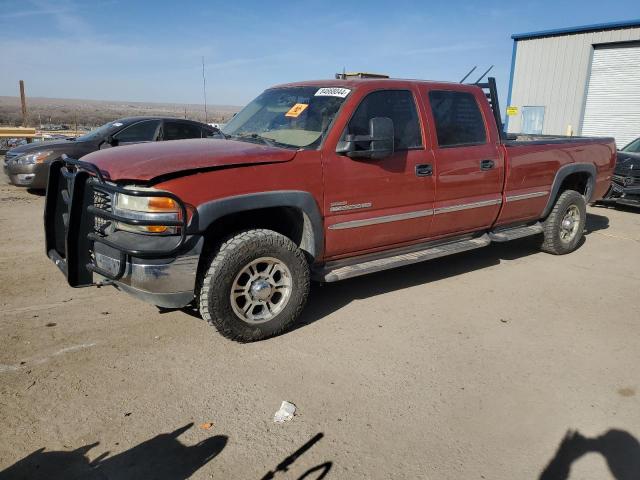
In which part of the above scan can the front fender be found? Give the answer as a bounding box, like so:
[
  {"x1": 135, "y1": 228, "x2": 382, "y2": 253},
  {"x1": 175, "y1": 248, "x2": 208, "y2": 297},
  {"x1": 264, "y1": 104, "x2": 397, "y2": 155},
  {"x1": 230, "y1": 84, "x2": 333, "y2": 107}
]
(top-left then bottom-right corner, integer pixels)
[{"x1": 192, "y1": 190, "x2": 324, "y2": 261}]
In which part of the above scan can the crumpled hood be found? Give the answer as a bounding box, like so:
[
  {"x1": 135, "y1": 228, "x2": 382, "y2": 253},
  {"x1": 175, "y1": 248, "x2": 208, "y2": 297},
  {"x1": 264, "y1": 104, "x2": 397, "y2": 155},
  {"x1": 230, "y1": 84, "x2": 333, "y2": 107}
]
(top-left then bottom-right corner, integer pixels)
[
  {"x1": 615, "y1": 151, "x2": 640, "y2": 176},
  {"x1": 83, "y1": 138, "x2": 297, "y2": 181}
]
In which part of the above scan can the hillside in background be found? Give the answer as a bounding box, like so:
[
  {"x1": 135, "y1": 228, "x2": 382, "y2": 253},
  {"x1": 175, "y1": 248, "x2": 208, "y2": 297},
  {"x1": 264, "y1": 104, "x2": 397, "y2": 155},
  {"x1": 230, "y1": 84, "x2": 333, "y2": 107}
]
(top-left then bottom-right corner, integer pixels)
[{"x1": 0, "y1": 96, "x2": 241, "y2": 128}]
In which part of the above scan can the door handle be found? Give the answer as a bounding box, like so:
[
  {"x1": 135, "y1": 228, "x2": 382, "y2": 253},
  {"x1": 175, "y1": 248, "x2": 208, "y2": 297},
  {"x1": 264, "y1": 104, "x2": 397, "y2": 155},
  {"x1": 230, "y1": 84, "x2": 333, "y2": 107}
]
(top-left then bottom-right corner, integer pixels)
[
  {"x1": 480, "y1": 159, "x2": 495, "y2": 171},
  {"x1": 415, "y1": 164, "x2": 433, "y2": 177}
]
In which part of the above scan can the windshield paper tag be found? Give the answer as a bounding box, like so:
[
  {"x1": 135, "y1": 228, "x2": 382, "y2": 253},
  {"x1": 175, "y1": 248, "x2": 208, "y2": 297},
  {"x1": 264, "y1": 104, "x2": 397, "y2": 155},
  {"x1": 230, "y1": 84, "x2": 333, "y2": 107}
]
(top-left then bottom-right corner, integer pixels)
[
  {"x1": 285, "y1": 103, "x2": 309, "y2": 118},
  {"x1": 315, "y1": 87, "x2": 351, "y2": 98}
]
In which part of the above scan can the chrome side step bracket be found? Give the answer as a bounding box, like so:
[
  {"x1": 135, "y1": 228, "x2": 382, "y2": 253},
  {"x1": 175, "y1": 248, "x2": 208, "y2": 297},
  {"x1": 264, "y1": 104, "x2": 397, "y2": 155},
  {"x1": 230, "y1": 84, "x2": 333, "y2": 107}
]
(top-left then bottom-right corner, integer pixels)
[
  {"x1": 488, "y1": 222, "x2": 543, "y2": 242},
  {"x1": 317, "y1": 234, "x2": 491, "y2": 282}
]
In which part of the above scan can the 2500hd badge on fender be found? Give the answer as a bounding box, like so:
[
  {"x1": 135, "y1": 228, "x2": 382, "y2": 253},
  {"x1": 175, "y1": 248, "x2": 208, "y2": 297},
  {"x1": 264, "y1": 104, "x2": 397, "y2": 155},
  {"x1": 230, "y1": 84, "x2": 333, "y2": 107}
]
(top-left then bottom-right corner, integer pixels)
[{"x1": 44, "y1": 77, "x2": 615, "y2": 342}]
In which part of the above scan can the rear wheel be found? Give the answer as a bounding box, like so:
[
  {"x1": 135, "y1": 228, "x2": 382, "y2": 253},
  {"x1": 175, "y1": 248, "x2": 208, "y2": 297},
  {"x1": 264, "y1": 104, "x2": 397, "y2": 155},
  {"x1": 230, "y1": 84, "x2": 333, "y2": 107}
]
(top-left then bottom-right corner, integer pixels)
[
  {"x1": 540, "y1": 190, "x2": 586, "y2": 255},
  {"x1": 199, "y1": 229, "x2": 310, "y2": 342}
]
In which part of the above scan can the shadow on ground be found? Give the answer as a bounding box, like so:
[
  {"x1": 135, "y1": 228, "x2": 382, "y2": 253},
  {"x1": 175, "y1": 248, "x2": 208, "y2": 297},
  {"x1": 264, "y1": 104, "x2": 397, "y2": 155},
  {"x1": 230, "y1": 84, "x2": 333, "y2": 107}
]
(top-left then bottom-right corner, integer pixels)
[
  {"x1": 172, "y1": 212, "x2": 610, "y2": 330},
  {"x1": 295, "y1": 212, "x2": 609, "y2": 329},
  {"x1": 261, "y1": 432, "x2": 332, "y2": 480},
  {"x1": 0, "y1": 424, "x2": 227, "y2": 480},
  {"x1": 539, "y1": 429, "x2": 640, "y2": 480},
  {"x1": 26, "y1": 188, "x2": 45, "y2": 197},
  {"x1": 593, "y1": 202, "x2": 640, "y2": 214}
]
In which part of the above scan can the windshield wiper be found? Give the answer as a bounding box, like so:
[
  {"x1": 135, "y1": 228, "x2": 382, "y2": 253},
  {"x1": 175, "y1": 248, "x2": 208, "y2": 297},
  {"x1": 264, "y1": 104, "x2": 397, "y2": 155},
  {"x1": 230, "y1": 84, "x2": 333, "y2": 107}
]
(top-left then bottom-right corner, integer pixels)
[{"x1": 229, "y1": 132, "x2": 276, "y2": 147}]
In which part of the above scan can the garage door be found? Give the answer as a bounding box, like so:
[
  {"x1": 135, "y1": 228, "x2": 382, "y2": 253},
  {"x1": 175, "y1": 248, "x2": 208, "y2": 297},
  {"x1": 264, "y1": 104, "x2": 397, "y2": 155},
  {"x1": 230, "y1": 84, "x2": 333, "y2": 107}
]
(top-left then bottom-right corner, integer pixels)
[{"x1": 581, "y1": 43, "x2": 640, "y2": 148}]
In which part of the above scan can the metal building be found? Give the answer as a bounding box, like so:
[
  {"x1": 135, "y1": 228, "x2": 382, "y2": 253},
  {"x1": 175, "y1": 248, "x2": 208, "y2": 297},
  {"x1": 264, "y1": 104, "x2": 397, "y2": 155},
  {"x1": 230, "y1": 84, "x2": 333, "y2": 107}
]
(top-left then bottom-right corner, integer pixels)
[{"x1": 505, "y1": 19, "x2": 640, "y2": 147}]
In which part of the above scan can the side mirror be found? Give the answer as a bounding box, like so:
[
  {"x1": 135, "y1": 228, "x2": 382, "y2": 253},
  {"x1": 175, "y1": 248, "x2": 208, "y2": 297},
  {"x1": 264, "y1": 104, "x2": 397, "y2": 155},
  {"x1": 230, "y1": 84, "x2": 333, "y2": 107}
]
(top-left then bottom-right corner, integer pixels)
[
  {"x1": 105, "y1": 134, "x2": 118, "y2": 147},
  {"x1": 337, "y1": 117, "x2": 394, "y2": 160}
]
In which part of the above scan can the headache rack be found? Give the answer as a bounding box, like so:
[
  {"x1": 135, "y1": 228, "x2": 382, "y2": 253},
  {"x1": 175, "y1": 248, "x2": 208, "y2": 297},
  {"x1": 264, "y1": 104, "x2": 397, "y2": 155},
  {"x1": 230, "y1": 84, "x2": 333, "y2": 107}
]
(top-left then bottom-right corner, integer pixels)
[
  {"x1": 475, "y1": 77, "x2": 504, "y2": 140},
  {"x1": 45, "y1": 157, "x2": 188, "y2": 286}
]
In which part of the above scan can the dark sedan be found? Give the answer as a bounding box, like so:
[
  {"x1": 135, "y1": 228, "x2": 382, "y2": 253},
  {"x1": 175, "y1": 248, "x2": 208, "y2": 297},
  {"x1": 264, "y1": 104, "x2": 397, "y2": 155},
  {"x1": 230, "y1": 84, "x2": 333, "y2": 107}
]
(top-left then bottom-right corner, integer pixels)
[
  {"x1": 4, "y1": 117, "x2": 218, "y2": 189},
  {"x1": 601, "y1": 137, "x2": 640, "y2": 208}
]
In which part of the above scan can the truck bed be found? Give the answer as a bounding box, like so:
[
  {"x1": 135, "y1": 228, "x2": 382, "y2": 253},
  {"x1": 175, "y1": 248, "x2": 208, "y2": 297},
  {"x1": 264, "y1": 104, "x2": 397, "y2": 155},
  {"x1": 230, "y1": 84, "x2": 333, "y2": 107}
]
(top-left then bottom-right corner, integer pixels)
[{"x1": 494, "y1": 134, "x2": 616, "y2": 227}]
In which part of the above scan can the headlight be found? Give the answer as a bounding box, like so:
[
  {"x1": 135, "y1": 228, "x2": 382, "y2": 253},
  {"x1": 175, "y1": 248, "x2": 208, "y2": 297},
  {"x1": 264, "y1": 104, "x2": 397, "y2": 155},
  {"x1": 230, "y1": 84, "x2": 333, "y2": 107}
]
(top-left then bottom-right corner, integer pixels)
[
  {"x1": 113, "y1": 187, "x2": 182, "y2": 234},
  {"x1": 15, "y1": 150, "x2": 54, "y2": 165}
]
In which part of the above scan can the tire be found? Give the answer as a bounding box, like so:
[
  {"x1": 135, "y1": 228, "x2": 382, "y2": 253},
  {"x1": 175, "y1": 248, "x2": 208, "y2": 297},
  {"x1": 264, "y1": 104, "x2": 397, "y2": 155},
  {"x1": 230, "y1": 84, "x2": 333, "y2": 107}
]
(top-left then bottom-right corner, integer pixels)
[
  {"x1": 540, "y1": 190, "x2": 587, "y2": 255},
  {"x1": 199, "y1": 229, "x2": 310, "y2": 342}
]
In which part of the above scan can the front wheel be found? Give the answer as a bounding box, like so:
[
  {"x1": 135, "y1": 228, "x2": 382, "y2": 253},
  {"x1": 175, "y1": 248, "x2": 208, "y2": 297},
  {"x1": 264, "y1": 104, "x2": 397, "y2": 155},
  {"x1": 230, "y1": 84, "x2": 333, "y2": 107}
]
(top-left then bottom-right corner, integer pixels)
[
  {"x1": 540, "y1": 190, "x2": 587, "y2": 255},
  {"x1": 199, "y1": 229, "x2": 310, "y2": 342}
]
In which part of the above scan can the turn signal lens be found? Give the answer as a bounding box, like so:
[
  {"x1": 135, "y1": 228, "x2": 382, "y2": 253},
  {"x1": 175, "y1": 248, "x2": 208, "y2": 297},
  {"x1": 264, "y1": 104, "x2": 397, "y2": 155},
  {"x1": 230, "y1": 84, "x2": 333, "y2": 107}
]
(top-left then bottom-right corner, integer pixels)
[
  {"x1": 146, "y1": 225, "x2": 169, "y2": 233},
  {"x1": 147, "y1": 196, "x2": 179, "y2": 212}
]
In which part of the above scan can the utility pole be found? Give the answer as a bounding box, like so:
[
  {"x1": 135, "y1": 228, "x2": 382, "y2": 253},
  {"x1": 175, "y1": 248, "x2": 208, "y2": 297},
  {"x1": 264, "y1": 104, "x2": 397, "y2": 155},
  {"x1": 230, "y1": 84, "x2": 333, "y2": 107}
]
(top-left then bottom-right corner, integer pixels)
[
  {"x1": 202, "y1": 56, "x2": 208, "y2": 123},
  {"x1": 19, "y1": 80, "x2": 28, "y2": 127}
]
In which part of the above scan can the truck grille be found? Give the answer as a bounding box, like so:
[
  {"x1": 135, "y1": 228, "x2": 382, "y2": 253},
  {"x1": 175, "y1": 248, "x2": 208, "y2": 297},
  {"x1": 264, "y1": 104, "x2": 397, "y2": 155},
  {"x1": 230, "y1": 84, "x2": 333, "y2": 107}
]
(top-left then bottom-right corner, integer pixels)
[
  {"x1": 93, "y1": 189, "x2": 113, "y2": 235},
  {"x1": 612, "y1": 174, "x2": 640, "y2": 187},
  {"x1": 46, "y1": 157, "x2": 188, "y2": 284}
]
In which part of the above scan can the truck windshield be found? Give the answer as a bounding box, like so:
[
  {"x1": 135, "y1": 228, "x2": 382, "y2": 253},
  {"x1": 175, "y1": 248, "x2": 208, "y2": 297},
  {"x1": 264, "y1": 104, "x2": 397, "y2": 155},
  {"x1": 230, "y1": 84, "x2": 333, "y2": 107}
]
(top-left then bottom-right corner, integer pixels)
[{"x1": 221, "y1": 86, "x2": 350, "y2": 149}]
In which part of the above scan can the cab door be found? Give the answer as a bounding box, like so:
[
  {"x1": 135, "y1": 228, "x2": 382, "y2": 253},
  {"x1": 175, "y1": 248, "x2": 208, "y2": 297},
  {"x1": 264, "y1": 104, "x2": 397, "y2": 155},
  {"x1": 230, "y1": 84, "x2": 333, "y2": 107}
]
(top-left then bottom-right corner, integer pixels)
[
  {"x1": 419, "y1": 87, "x2": 504, "y2": 238},
  {"x1": 322, "y1": 88, "x2": 436, "y2": 258}
]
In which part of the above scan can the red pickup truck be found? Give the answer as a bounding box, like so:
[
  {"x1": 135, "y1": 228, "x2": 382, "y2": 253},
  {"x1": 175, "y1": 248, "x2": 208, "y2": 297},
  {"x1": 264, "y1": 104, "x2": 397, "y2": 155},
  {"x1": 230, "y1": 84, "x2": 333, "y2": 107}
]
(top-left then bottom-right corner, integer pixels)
[{"x1": 45, "y1": 77, "x2": 615, "y2": 341}]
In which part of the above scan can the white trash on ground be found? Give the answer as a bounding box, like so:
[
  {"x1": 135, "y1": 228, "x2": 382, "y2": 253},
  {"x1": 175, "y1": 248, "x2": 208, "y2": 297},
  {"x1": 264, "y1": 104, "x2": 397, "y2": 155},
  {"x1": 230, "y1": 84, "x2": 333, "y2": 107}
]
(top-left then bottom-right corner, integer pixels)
[{"x1": 273, "y1": 401, "x2": 296, "y2": 423}]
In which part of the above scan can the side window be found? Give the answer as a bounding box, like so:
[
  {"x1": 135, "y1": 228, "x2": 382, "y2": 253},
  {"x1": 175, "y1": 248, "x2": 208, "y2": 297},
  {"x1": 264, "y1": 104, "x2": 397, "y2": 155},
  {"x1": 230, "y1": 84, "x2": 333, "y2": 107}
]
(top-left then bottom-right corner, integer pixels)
[
  {"x1": 163, "y1": 121, "x2": 203, "y2": 140},
  {"x1": 113, "y1": 120, "x2": 160, "y2": 143},
  {"x1": 346, "y1": 90, "x2": 422, "y2": 150},
  {"x1": 428, "y1": 91, "x2": 487, "y2": 147}
]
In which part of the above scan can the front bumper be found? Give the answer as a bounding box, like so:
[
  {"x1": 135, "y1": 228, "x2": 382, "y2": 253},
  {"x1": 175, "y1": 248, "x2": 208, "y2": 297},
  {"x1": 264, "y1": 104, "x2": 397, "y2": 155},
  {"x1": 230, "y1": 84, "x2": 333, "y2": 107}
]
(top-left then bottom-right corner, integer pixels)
[
  {"x1": 93, "y1": 235, "x2": 203, "y2": 308},
  {"x1": 601, "y1": 181, "x2": 640, "y2": 207},
  {"x1": 6, "y1": 161, "x2": 49, "y2": 188},
  {"x1": 45, "y1": 158, "x2": 197, "y2": 308}
]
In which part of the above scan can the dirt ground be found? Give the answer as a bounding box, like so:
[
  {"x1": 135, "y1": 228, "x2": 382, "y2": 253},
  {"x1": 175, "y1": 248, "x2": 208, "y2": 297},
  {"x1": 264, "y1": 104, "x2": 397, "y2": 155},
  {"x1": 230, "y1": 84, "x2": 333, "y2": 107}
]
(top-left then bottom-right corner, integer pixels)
[{"x1": 1, "y1": 171, "x2": 639, "y2": 480}]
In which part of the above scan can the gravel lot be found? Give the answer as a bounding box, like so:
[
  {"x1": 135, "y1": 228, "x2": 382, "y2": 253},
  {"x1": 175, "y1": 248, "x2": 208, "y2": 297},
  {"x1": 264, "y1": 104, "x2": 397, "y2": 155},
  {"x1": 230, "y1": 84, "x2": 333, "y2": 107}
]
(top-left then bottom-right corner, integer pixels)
[{"x1": 1, "y1": 171, "x2": 639, "y2": 480}]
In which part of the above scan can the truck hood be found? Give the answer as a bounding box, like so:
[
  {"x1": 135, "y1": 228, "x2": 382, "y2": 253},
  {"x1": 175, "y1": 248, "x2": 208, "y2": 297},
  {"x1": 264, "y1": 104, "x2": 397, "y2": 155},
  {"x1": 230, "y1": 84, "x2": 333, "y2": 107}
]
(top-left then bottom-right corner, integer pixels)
[{"x1": 83, "y1": 138, "x2": 298, "y2": 181}]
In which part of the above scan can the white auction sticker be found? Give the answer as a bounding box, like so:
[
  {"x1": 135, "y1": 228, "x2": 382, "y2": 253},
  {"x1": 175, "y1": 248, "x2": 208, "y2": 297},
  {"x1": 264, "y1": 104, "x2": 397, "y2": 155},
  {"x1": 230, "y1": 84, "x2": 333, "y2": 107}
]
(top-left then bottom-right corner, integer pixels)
[{"x1": 315, "y1": 87, "x2": 351, "y2": 98}]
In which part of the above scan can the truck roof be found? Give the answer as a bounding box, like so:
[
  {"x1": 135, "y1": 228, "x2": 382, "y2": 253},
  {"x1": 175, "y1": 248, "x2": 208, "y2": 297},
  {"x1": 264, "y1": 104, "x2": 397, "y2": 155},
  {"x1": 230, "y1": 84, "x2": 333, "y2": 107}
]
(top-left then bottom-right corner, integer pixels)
[{"x1": 272, "y1": 78, "x2": 483, "y2": 93}]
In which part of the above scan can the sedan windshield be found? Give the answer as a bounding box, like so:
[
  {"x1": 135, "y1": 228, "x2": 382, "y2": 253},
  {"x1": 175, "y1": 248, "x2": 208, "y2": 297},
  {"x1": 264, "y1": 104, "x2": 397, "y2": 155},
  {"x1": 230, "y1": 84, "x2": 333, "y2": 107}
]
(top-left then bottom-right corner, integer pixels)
[
  {"x1": 221, "y1": 86, "x2": 350, "y2": 149},
  {"x1": 621, "y1": 137, "x2": 640, "y2": 153},
  {"x1": 76, "y1": 121, "x2": 121, "y2": 142}
]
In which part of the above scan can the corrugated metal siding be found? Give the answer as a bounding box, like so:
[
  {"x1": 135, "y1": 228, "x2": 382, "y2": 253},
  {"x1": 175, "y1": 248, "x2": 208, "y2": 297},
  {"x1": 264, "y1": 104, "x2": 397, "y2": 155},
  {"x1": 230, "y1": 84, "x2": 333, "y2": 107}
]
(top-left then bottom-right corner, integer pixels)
[
  {"x1": 507, "y1": 27, "x2": 640, "y2": 135},
  {"x1": 582, "y1": 44, "x2": 640, "y2": 147}
]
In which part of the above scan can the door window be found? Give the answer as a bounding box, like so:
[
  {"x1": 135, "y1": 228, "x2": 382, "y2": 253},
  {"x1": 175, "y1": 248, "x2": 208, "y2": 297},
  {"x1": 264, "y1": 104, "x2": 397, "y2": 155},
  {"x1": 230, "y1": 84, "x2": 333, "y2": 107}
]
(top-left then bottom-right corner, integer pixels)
[
  {"x1": 163, "y1": 121, "x2": 204, "y2": 140},
  {"x1": 113, "y1": 120, "x2": 160, "y2": 143},
  {"x1": 521, "y1": 106, "x2": 545, "y2": 135},
  {"x1": 346, "y1": 90, "x2": 422, "y2": 150},
  {"x1": 428, "y1": 91, "x2": 487, "y2": 147}
]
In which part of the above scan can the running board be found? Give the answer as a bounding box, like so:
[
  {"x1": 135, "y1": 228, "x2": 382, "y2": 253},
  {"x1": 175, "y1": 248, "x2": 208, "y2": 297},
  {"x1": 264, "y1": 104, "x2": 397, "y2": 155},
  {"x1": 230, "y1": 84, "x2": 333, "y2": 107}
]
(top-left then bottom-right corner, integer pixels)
[
  {"x1": 488, "y1": 222, "x2": 543, "y2": 242},
  {"x1": 317, "y1": 234, "x2": 491, "y2": 282}
]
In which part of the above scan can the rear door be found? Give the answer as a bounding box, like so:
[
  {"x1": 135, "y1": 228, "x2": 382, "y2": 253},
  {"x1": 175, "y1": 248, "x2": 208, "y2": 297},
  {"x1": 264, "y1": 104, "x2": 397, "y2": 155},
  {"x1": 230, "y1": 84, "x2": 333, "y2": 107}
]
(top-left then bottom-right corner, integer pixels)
[
  {"x1": 162, "y1": 120, "x2": 205, "y2": 140},
  {"x1": 420, "y1": 88, "x2": 504, "y2": 238},
  {"x1": 322, "y1": 88, "x2": 436, "y2": 258}
]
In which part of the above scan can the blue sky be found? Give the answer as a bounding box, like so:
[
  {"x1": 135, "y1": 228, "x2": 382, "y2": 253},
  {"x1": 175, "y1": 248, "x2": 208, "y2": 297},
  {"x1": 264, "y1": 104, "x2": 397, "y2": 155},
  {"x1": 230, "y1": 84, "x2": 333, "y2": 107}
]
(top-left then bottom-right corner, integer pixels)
[{"x1": 0, "y1": 0, "x2": 637, "y2": 107}]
